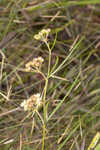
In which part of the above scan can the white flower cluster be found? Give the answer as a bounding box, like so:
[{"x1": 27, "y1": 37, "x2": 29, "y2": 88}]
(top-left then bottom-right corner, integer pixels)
[
  {"x1": 34, "y1": 29, "x2": 51, "y2": 42},
  {"x1": 25, "y1": 56, "x2": 44, "y2": 72},
  {"x1": 20, "y1": 93, "x2": 42, "y2": 111}
]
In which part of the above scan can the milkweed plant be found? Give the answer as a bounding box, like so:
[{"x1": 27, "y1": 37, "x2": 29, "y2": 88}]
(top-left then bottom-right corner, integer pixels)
[{"x1": 20, "y1": 28, "x2": 52, "y2": 150}]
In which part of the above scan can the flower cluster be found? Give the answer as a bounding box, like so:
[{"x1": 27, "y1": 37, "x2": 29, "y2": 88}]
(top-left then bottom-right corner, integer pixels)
[
  {"x1": 34, "y1": 29, "x2": 51, "y2": 42},
  {"x1": 25, "y1": 56, "x2": 44, "y2": 72},
  {"x1": 20, "y1": 93, "x2": 42, "y2": 111}
]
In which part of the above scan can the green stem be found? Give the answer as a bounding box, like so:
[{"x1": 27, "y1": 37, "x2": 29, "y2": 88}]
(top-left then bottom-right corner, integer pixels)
[
  {"x1": 42, "y1": 40, "x2": 51, "y2": 150},
  {"x1": 43, "y1": 78, "x2": 48, "y2": 123},
  {"x1": 42, "y1": 78, "x2": 48, "y2": 150},
  {"x1": 45, "y1": 41, "x2": 51, "y2": 77},
  {"x1": 42, "y1": 123, "x2": 46, "y2": 150}
]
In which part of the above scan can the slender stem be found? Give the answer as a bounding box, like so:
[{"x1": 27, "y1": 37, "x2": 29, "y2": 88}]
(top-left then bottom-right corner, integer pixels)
[
  {"x1": 45, "y1": 41, "x2": 51, "y2": 77},
  {"x1": 42, "y1": 78, "x2": 48, "y2": 150},
  {"x1": 42, "y1": 123, "x2": 46, "y2": 150},
  {"x1": 43, "y1": 78, "x2": 48, "y2": 123},
  {"x1": 42, "y1": 41, "x2": 51, "y2": 150}
]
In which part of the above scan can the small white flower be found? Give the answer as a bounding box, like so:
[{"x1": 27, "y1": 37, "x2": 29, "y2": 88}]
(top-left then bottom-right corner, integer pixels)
[
  {"x1": 32, "y1": 57, "x2": 44, "y2": 69},
  {"x1": 34, "y1": 28, "x2": 51, "y2": 42},
  {"x1": 20, "y1": 100, "x2": 26, "y2": 107},
  {"x1": 20, "y1": 100, "x2": 28, "y2": 111},
  {"x1": 25, "y1": 57, "x2": 44, "y2": 71},
  {"x1": 20, "y1": 93, "x2": 42, "y2": 112},
  {"x1": 35, "y1": 93, "x2": 41, "y2": 108}
]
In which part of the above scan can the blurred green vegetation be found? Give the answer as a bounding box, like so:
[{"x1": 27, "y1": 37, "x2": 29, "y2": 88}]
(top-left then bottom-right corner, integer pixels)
[{"x1": 0, "y1": 0, "x2": 100, "y2": 149}]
